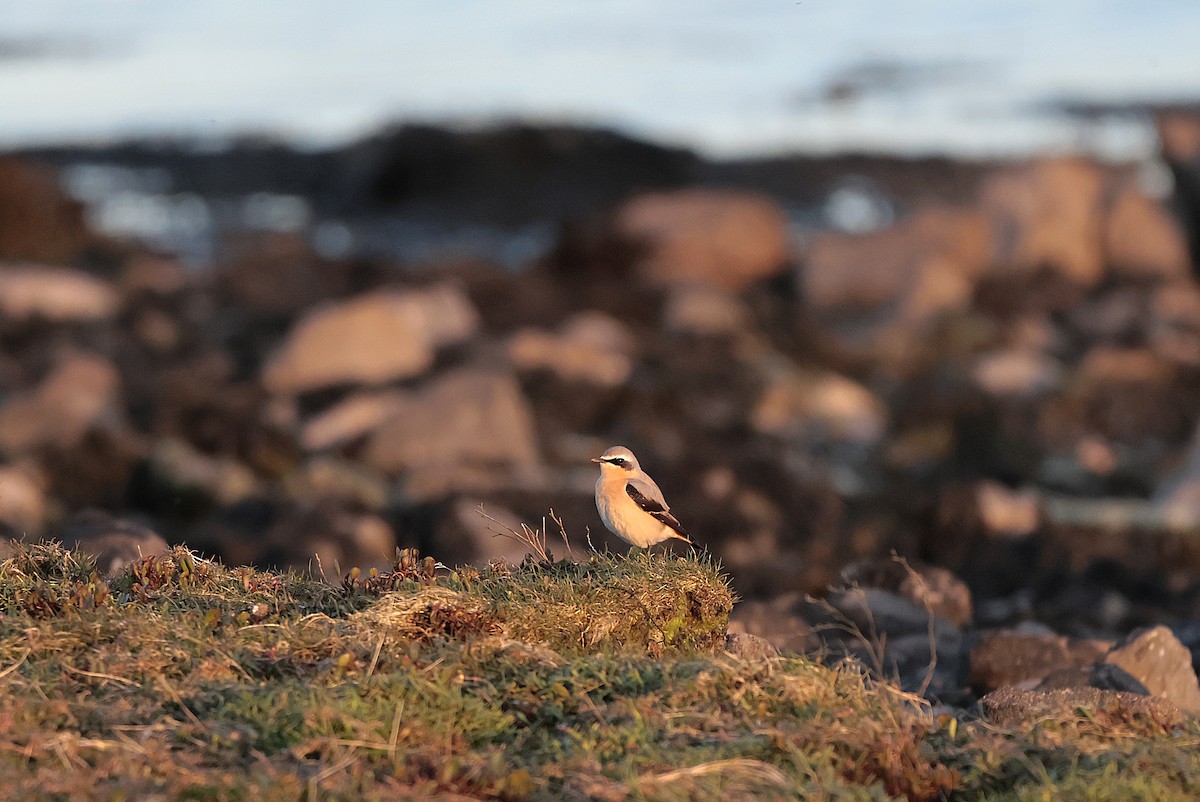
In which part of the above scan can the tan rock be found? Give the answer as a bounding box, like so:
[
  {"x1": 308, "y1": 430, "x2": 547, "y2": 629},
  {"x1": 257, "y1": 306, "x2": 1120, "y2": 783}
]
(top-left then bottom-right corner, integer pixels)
[
  {"x1": 0, "y1": 264, "x2": 120, "y2": 323},
  {"x1": 661, "y1": 283, "x2": 750, "y2": 336},
  {"x1": 802, "y1": 207, "x2": 992, "y2": 363},
  {"x1": 752, "y1": 368, "x2": 886, "y2": 446},
  {"x1": 301, "y1": 390, "x2": 408, "y2": 451},
  {"x1": 615, "y1": 189, "x2": 789, "y2": 292},
  {"x1": 980, "y1": 158, "x2": 1108, "y2": 286},
  {"x1": 971, "y1": 349, "x2": 1063, "y2": 398},
  {"x1": 974, "y1": 481, "x2": 1041, "y2": 539},
  {"x1": 364, "y1": 368, "x2": 540, "y2": 478},
  {"x1": 1096, "y1": 626, "x2": 1200, "y2": 714},
  {"x1": 146, "y1": 438, "x2": 261, "y2": 507},
  {"x1": 0, "y1": 462, "x2": 47, "y2": 535},
  {"x1": 263, "y1": 285, "x2": 479, "y2": 394},
  {"x1": 0, "y1": 354, "x2": 122, "y2": 454},
  {"x1": 283, "y1": 457, "x2": 391, "y2": 510},
  {"x1": 1105, "y1": 187, "x2": 1191, "y2": 280},
  {"x1": 507, "y1": 311, "x2": 635, "y2": 387}
]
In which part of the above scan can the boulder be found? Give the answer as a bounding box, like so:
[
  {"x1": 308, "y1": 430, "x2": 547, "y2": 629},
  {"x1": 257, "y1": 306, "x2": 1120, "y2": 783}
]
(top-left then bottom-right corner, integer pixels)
[
  {"x1": 1105, "y1": 187, "x2": 1191, "y2": 281},
  {"x1": 301, "y1": 390, "x2": 408, "y2": 451},
  {"x1": 274, "y1": 507, "x2": 397, "y2": 574},
  {"x1": 723, "y1": 632, "x2": 781, "y2": 661},
  {"x1": 840, "y1": 558, "x2": 973, "y2": 627},
  {"x1": 728, "y1": 594, "x2": 817, "y2": 655},
  {"x1": 0, "y1": 462, "x2": 47, "y2": 536},
  {"x1": 979, "y1": 158, "x2": 1108, "y2": 287},
  {"x1": 61, "y1": 509, "x2": 170, "y2": 576},
  {"x1": 1094, "y1": 626, "x2": 1200, "y2": 714},
  {"x1": 0, "y1": 354, "x2": 123, "y2": 454},
  {"x1": 1149, "y1": 282, "x2": 1200, "y2": 367},
  {"x1": 282, "y1": 457, "x2": 392, "y2": 511},
  {"x1": 0, "y1": 159, "x2": 90, "y2": 263},
  {"x1": 507, "y1": 311, "x2": 635, "y2": 387},
  {"x1": 751, "y1": 368, "x2": 887, "y2": 448},
  {"x1": 661, "y1": 284, "x2": 751, "y2": 336},
  {"x1": 364, "y1": 368, "x2": 540, "y2": 493},
  {"x1": 981, "y1": 686, "x2": 1183, "y2": 729},
  {"x1": 804, "y1": 586, "x2": 966, "y2": 699},
  {"x1": 136, "y1": 438, "x2": 261, "y2": 514},
  {"x1": 614, "y1": 189, "x2": 789, "y2": 292},
  {"x1": 262, "y1": 285, "x2": 479, "y2": 394},
  {"x1": 968, "y1": 628, "x2": 1109, "y2": 695},
  {"x1": 0, "y1": 264, "x2": 120, "y2": 323},
  {"x1": 971, "y1": 349, "x2": 1063, "y2": 399},
  {"x1": 802, "y1": 208, "x2": 991, "y2": 361}
]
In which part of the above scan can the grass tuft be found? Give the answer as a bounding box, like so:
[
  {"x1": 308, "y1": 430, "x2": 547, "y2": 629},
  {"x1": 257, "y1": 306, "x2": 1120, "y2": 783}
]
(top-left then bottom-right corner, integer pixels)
[{"x1": 0, "y1": 541, "x2": 1196, "y2": 799}]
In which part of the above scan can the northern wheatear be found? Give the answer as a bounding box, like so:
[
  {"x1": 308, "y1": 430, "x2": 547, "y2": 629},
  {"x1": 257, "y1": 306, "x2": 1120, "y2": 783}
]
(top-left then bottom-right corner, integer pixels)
[{"x1": 592, "y1": 446, "x2": 691, "y2": 548}]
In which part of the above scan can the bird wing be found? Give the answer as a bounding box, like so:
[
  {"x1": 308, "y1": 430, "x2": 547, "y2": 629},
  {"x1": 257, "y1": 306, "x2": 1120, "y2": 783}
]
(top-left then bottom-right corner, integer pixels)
[{"x1": 625, "y1": 479, "x2": 690, "y2": 541}]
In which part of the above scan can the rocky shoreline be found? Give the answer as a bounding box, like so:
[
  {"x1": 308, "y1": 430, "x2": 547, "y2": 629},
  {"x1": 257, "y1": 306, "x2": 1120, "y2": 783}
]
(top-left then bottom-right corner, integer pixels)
[{"x1": 4, "y1": 111, "x2": 1200, "y2": 715}]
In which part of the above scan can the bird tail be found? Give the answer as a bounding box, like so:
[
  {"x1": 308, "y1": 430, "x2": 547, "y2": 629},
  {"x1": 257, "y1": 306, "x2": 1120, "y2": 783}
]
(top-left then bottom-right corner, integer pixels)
[{"x1": 669, "y1": 530, "x2": 693, "y2": 545}]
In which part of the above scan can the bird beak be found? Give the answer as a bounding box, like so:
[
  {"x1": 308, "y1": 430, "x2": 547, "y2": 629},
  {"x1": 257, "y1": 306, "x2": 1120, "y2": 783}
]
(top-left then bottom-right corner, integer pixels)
[{"x1": 590, "y1": 457, "x2": 603, "y2": 463}]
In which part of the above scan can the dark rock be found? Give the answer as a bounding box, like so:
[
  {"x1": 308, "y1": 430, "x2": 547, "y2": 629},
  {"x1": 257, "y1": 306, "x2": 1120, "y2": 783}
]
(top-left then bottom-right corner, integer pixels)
[
  {"x1": 0, "y1": 159, "x2": 90, "y2": 263},
  {"x1": 432, "y1": 498, "x2": 544, "y2": 567},
  {"x1": 804, "y1": 587, "x2": 966, "y2": 699},
  {"x1": 265, "y1": 505, "x2": 398, "y2": 574},
  {"x1": 981, "y1": 685, "x2": 1183, "y2": 729},
  {"x1": 132, "y1": 438, "x2": 260, "y2": 519},
  {"x1": 61, "y1": 509, "x2": 170, "y2": 575}
]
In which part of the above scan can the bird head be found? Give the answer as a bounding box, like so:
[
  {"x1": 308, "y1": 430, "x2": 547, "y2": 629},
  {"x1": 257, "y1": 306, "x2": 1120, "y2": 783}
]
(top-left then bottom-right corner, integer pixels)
[{"x1": 591, "y1": 445, "x2": 639, "y2": 474}]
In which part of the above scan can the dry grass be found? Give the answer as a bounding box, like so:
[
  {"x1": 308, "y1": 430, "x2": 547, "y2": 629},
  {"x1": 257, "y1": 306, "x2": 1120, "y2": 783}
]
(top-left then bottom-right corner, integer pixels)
[{"x1": 0, "y1": 542, "x2": 1196, "y2": 800}]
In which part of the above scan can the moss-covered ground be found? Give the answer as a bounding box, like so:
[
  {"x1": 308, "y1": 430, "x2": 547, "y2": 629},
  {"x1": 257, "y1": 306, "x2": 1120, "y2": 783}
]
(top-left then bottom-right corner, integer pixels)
[{"x1": 0, "y1": 543, "x2": 1196, "y2": 800}]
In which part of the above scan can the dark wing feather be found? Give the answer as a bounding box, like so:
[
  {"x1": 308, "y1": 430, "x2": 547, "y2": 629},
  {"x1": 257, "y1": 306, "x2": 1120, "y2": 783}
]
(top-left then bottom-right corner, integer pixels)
[{"x1": 625, "y1": 483, "x2": 690, "y2": 541}]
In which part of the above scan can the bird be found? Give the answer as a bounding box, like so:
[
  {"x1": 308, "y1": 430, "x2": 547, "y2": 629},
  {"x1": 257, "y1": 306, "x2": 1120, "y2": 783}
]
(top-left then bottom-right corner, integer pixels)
[{"x1": 592, "y1": 445, "x2": 692, "y2": 549}]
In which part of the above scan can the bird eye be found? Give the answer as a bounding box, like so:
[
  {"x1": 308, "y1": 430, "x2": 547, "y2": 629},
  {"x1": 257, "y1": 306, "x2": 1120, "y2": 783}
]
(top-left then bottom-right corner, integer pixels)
[{"x1": 611, "y1": 458, "x2": 626, "y2": 467}]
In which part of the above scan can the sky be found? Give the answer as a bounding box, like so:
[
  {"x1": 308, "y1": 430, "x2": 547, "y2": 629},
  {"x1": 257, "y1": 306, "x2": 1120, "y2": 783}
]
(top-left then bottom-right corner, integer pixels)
[{"x1": 3, "y1": 0, "x2": 1199, "y2": 158}]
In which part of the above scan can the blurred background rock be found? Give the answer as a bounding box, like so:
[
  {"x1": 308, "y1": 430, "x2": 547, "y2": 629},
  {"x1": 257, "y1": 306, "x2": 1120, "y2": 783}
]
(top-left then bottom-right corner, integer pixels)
[{"x1": 4, "y1": 0, "x2": 1200, "y2": 705}]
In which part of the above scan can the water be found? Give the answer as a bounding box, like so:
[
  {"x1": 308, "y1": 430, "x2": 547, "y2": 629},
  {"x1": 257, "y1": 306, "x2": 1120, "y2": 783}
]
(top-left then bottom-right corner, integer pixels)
[{"x1": 3, "y1": 0, "x2": 1199, "y2": 160}]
